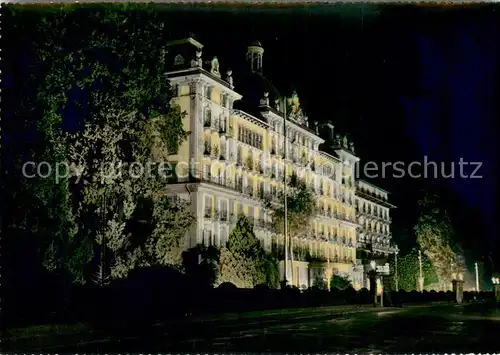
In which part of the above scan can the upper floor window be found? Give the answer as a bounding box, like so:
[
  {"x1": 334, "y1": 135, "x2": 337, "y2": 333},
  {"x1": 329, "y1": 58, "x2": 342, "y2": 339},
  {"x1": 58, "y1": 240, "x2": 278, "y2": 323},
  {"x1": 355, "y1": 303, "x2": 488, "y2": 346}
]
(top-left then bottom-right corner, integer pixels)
[
  {"x1": 205, "y1": 86, "x2": 213, "y2": 100},
  {"x1": 322, "y1": 164, "x2": 333, "y2": 177},
  {"x1": 221, "y1": 94, "x2": 228, "y2": 108},
  {"x1": 238, "y1": 126, "x2": 263, "y2": 150},
  {"x1": 174, "y1": 54, "x2": 185, "y2": 66},
  {"x1": 203, "y1": 229, "x2": 213, "y2": 246},
  {"x1": 204, "y1": 194, "x2": 213, "y2": 217},
  {"x1": 220, "y1": 199, "x2": 229, "y2": 221}
]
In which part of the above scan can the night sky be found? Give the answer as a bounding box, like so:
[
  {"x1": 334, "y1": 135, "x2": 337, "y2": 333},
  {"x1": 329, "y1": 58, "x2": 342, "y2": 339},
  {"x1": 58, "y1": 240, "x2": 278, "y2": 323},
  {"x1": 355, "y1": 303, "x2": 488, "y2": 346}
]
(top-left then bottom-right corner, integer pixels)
[{"x1": 157, "y1": 4, "x2": 499, "y2": 262}]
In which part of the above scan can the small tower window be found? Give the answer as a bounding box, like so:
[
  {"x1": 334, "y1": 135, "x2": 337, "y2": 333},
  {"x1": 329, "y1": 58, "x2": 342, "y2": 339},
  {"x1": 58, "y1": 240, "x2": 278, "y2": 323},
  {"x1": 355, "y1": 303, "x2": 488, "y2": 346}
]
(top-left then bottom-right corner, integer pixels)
[
  {"x1": 206, "y1": 86, "x2": 213, "y2": 100},
  {"x1": 174, "y1": 54, "x2": 185, "y2": 66}
]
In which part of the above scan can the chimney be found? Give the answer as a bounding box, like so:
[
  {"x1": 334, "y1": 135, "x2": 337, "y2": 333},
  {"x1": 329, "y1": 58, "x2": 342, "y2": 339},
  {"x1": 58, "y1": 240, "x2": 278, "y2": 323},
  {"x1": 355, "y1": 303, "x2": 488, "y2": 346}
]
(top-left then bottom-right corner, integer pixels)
[{"x1": 325, "y1": 122, "x2": 335, "y2": 142}]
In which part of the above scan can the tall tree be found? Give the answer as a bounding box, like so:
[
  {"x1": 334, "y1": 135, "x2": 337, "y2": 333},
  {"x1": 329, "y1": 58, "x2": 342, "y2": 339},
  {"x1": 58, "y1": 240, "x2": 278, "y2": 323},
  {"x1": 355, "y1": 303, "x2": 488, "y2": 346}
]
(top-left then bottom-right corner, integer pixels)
[
  {"x1": 3, "y1": 4, "x2": 194, "y2": 284},
  {"x1": 330, "y1": 274, "x2": 353, "y2": 291},
  {"x1": 218, "y1": 215, "x2": 279, "y2": 288},
  {"x1": 268, "y1": 179, "x2": 316, "y2": 283},
  {"x1": 414, "y1": 192, "x2": 465, "y2": 286},
  {"x1": 271, "y1": 179, "x2": 316, "y2": 239},
  {"x1": 388, "y1": 249, "x2": 439, "y2": 291}
]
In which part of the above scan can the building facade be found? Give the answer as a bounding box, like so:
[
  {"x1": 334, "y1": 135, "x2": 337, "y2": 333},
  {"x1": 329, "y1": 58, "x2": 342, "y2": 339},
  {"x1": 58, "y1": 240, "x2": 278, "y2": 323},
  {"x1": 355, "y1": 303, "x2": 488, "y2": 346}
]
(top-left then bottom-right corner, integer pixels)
[
  {"x1": 355, "y1": 180, "x2": 398, "y2": 289},
  {"x1": 164, "y1": 36, "x2": 396, "y2": 289}
]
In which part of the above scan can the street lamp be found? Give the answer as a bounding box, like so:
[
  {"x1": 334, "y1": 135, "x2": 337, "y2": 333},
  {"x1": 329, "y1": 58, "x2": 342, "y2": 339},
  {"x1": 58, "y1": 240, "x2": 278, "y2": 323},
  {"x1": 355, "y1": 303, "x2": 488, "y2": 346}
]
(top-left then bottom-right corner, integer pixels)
[
  {"x1": 369, "y1": 260, "x2": 377, "y2": 307},
  {"x1": 474, "y1": 262, "x2": 480, "y2": 293},
  {"x1": 395, "y1": 250, "x2": 399, "y2": 291},
  {"x1": 282, "y1": 95, "x2": 289, "y2": 289},
  {"x1": 418, "y1": 250, "x2": 423, "y2": 292},
  {"x1": 492, "y1": 277, "x2": 500, "y2": 302}
]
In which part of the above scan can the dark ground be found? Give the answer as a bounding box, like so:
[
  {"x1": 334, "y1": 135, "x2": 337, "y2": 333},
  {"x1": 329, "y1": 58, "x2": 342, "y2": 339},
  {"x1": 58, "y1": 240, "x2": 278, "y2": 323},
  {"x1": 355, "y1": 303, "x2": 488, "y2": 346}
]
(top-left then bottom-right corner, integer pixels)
[{"x1": 10, "y1": 303, "x2": 500, "y2": 353}]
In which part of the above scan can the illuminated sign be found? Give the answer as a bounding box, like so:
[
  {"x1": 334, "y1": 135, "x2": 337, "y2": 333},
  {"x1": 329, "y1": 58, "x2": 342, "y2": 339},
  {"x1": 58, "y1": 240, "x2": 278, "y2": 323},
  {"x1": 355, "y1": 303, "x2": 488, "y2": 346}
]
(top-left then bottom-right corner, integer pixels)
[{"x1": 376, "y1": 263, "x2": 390, "y2": 275}]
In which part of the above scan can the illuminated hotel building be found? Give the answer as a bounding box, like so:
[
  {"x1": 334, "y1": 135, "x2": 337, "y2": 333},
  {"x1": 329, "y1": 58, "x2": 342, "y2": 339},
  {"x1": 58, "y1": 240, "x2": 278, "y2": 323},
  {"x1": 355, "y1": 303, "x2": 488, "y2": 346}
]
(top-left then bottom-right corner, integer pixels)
[{"x1": 164, "y1": 36, "x2": 397, "y2": 289}]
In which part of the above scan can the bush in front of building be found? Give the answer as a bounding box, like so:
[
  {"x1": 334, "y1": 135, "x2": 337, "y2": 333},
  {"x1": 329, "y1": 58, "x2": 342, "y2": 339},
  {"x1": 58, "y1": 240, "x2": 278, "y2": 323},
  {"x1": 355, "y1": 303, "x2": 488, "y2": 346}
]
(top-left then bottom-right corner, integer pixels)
[
  {"x1": 330, "y1": 274, "x2": 353, "y2": 291},
  {"x1": 216, "y1": 215, "x2": 280, "y2": 289}
]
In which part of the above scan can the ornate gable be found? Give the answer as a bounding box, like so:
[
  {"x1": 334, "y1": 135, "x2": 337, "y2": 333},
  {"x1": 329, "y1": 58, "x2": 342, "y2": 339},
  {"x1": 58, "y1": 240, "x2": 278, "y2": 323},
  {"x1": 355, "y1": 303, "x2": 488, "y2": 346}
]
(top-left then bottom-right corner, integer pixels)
[{"x1": 287, "y1": 90, "x2": 309, "y2": 127}]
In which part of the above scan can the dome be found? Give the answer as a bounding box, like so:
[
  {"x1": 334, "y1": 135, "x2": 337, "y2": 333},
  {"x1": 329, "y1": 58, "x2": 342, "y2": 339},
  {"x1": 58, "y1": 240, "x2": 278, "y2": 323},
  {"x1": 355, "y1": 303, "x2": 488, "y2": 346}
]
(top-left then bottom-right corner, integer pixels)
[
  {"x1": 249, "y1": 40, "x2": 262, "y2": 48},
  {"x1": 234, "y1": 70, "x2": 282, "y2": 111}
]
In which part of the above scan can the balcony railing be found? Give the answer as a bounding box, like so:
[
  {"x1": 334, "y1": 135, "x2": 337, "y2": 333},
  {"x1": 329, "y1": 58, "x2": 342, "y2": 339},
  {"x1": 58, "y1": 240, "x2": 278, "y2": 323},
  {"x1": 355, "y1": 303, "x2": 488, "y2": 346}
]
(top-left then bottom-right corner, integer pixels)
[
  {"x1": 203, "y1": 142, "x2": 211, "y2": 156},
  {"x1": 253, "y1": 218, "x2": 275, "y2": 233},
  {"x1": 317, "y1": 209, "x2": 357, "y2": 224},
  {"x1": 219, "y1": 124, "x2": 227, "y2": 136},
  {"x1": 220, "y1": 210, "x2": 228, "y2": 222},
  {"x1": 245, "y1": 185, "x2": 256, "y2": 197}
]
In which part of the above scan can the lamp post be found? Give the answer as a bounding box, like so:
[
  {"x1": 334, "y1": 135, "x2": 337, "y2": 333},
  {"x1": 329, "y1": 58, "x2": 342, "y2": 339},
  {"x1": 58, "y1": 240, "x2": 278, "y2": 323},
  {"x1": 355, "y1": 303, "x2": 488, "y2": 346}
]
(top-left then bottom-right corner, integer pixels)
[
  {"x1": 99, "y1": 187, "x2": 107, "y2": 287},
  {"x1": 475, "y1": 262, "x2": 480, "y2": 293},
  {"x1": 395, "y1": 250, "x2": 399, "y2": 291},
  {"x1": 491, "y1": 277, "x2": 500, "y2": 302},
  {"x1": 370, "y1": 260, "x2": 377, "y2": 306},
  {"x1": 418, "y1": 250, "x2": 423, "y2": 292},
  {"x1": 450, "y1": 258, "x2": 454, "y2": 291},
  {"x1": 282, "y1": 95, "x2": 289, "y2": 288}
]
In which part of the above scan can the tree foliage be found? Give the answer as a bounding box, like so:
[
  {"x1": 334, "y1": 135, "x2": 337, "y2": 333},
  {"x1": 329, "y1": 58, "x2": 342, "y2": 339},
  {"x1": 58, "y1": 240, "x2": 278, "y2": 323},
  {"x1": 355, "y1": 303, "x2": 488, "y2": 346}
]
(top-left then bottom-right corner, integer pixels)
[
  {"x1": 3, "y1": 4, "x2": 194, "y2": 285},
  {"x1": 387, "y1": 249, "x2": 439, "y2": 291},
  {"x1": 330, "y1": 274, "x2": 352, "y2": 291},
  {"x1": 227, "y1": 215, "x2": 264, "y2": 259},
  {"x1": 217, "y1": 247, "x2": 257, "y2": 289},
  {"x1": 182, "y1": 245, "x2": 220, "y2": 288},
  {"x1": 271, "y1": 180, "x2": 317, "y2": 239},
  {"x1": 217, "y1": 215, "x2": 279, "y2": 288},
  {"x1": 312, "y1": 275, "x2": 328, "y2": 290},
  {"x1": 414, "y1": 192, "x2": 465, "y2": 283}
]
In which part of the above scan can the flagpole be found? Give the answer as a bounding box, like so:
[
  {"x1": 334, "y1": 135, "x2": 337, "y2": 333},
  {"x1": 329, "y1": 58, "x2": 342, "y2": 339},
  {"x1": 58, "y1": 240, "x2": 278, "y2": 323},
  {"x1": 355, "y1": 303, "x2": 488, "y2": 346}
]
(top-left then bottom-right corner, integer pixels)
[
  {"x1": 290, "y1": 237, "x2": 294, "y2": 286},
  {"x1": 283, "y1": 96, "x2": 289, "y2": 288}
]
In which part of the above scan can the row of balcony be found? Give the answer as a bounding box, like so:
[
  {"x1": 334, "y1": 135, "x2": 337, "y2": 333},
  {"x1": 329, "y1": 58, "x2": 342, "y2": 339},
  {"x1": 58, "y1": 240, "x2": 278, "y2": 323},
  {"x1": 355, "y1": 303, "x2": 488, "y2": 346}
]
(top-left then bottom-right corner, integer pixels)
[
  {"x1": 201, "y1": 178, "x2": 353, "y2": 224},
  {"x1": 203, "y1": 143, "x2": 359, "y2": 197},
  {"x1": 272, "y1": 245, "x2": 355, "y2": 264},
  {"x1": 358, "y1": 229, "x2": 392, "y2": 239},
  {"x1": 204, "y1": 136, "x2": 318, "y2": 173},
  {"x1": 203, "y1": 209, "x2": 230, "y2": 222},
  {"x1": 204, "y1": 118, "x2": 233, "y2": 138},
  {"x1": 318, "y1": 235, "x2": 355, "y2": 247},
  {"x1": 357, "y1": 238, "x2": 396, "y2": 252},
  {"x1": 293, "y1": 231, "x2": 355, "y2": 246},
  {"x1": 317, "y1": 209, "x2": 357, "y2": 224},
  {"x1": 203, "y1": 210, "x2": 276, "y2": 233},
  {"x1": 198, "y1": 175, "x2": 357, "y2": 228},
  {"x1": 199, "y1": 172, "x2": 276, "y2": 201},
  {"x1": 356, "y1": 208, "x2": 391, "y2": 222},
  {"x1": 201, "y1": 161, "x2": 355, "y2": 209},
  {"x1": 316, "y1": 188, "x2": 354, "y2": 204},
  {"x1": 360, "y1": 228, "x2": 391, "y2": 236},
  {"x1": 357, "y1": 188, "x2": 388, "y2": 201},
  {"x1": 358, "y1": 236, "x2": 391, "y2": 245}
]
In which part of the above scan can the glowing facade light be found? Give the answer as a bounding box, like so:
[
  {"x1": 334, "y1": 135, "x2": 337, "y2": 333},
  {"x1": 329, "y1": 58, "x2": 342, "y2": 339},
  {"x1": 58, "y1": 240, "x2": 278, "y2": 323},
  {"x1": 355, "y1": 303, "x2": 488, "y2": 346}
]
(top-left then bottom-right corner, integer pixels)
[{"x1": 370, "y1": 260, "x2": 376, "y2": 270}]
